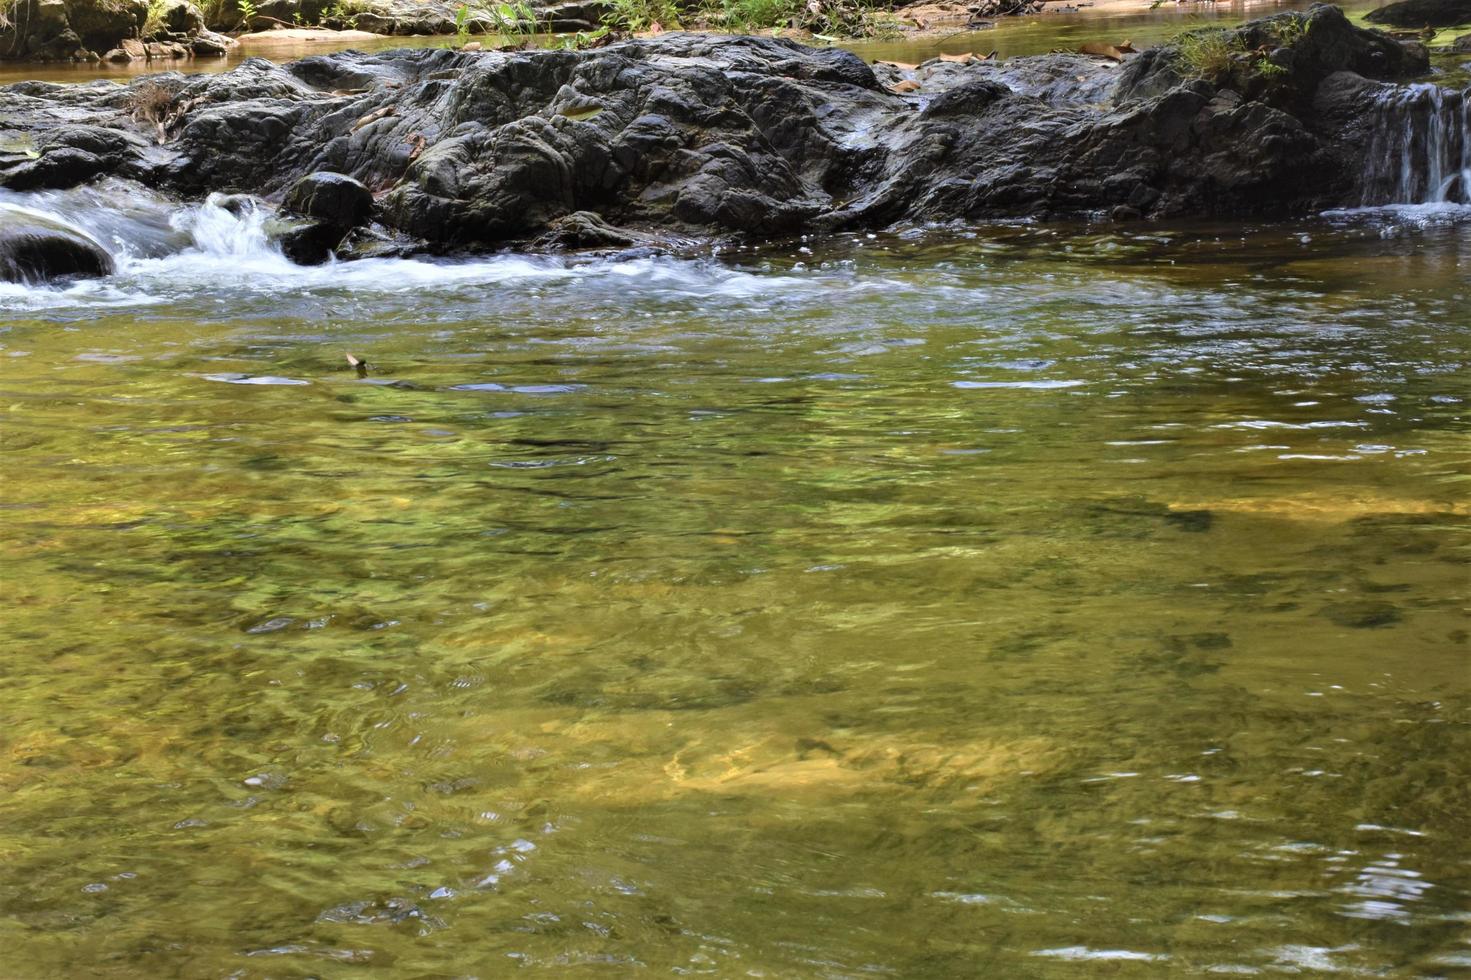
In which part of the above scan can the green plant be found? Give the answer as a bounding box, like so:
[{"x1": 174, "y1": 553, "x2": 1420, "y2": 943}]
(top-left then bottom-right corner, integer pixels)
[
  {"x1": 1, "y1": 0, "x2": 15, "y2": 30},
  {"x1": 600, "y1": 0, "x2": 679, "y2": 32},
  {"x1": 1267, "y1": 15, "x2": 1305, "y2": 46},
  {"x1": 235, "y1": 0, "x2": 257, "y2": 30},
  {"x1": 691, "y1": 0, "x2": 882, "y2": 38},
  {"x1": 488, "y1": 1, "x2": 536, "y2": 38},
  {"x1": 454, "y1": 2, "x2": 471, "y2": 40},
  {"x1": 1174, "y1": 28, "x2": 1242, "y2": 82},
  {"x1": 557, "y1": 25, "x2": 612, "y2": 48},
  {"x1": 141, "y1": 0, "x2": 168, "y2": 37},
  {"x1": 320, "y1": 0, "x2": 368, "y2": 26}
]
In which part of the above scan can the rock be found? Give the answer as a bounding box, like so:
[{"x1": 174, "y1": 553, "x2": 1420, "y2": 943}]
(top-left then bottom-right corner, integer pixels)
[
  {"x1": 1, "y1": 0, "x2": 223, "y2": 62},
  {"x1": 191, "y1": 29, "x2": 232, "y2": 56},
  {"x1": 160, "y1": 0, "x2": 206, "y2": 34},
  {"x1": 265, "y1": 215, "x2": 345, "y2": 264},
  {"x1": 0, "y1": 204, "x2": 114, "y2": 283},
  {"x1": 282, "y1": 171, "x2": 374, "y2": 228},
  {"x1": 62, "y1": 0, "x2": 147, "y2": 52},
  {"x1": 1365, "y1": 0, "x2": 1471, "y2": 27},
  {"x1": 0, "y1": 5, "x2": 1450, "y2": 247}
]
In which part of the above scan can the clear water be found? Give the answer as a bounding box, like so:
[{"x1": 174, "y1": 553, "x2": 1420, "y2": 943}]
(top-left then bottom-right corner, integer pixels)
[{"x1": 1, "y1": 184, "x2": 1468, "y2": 975}]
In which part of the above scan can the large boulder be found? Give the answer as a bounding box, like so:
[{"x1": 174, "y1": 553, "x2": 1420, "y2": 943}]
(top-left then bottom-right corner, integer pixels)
[
  {"x1": 63, "y1": 0, "x2": 146, "y2": 51},
  {"x1": 0, "y1": 204, "x2": 114, "y2": 282},
  {"x1": 1365, "y1": 0, "x2": 1471, "y2": 27}
]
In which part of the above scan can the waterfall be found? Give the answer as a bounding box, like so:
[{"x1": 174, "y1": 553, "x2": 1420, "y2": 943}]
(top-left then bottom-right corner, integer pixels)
[{"x1": 1361, "y1": 83, "x2": 1471, "y2": 206}]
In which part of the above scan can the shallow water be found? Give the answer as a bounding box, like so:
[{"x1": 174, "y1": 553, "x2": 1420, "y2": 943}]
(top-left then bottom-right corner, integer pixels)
[{"x1": 1, "y1": 185, "x2": 1468, "y2": 975}]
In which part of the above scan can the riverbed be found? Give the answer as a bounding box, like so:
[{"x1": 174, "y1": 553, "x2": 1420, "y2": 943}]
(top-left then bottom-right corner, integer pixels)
[{"x1": 1, "y1": 172, "x2": 1468, "y2": 973}]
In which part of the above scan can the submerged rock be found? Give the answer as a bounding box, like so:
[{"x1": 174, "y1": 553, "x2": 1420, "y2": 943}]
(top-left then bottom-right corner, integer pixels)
[
  {"x1": 0, "y1": 4, "x2": 1449, "y2": 252},
  {"x1": 0, "y1": 204, "x2": 114, "y2": 282}
]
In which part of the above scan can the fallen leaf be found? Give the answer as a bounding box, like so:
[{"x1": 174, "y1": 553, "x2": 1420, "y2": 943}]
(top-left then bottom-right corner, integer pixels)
[
  {"x1": 560, "y1": 105, "x2": 604, "y2": 121},
  {"x1": 875, "y1": 59, "x2": 920, "y2": 70},
  {"x1": 345, "y1": 353, "x2": 369, "y2": 377},
  {"x1": 889, "y1": 79, "x2": 922, "y2": 93},
  {"x1": 1079, "y1": 41, "x2": 1126, "y2": 61},
  {"x1": 351, "y1": 106, "x2": 395, "y2": 132}
]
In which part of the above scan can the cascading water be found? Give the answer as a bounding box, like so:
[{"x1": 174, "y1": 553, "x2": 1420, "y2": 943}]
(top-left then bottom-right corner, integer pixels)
[{"x1": 1360, "y1": 83, "x2": 1471, "y2": 206}]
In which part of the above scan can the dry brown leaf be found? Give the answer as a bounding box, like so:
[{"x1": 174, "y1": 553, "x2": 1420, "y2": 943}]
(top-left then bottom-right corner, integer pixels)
[
  {"x1": 889, "y1": 79, "x2": 922, "y2": 93},
  {"x1": 351, "y1": 106, "x2": 395, "y2": 132},
  {"x1": 875, "y1": 59, "x2": 920, "y2": 70},
  {"x1": 1078, "y1": 41, "x2": 1125, "y2": 61}
]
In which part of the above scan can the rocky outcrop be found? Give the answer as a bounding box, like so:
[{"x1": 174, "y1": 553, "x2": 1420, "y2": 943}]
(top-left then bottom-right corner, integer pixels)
[
  {"x1": 0, "y1": 203, "x2": 114, "y2": 281},
  {"x1": 1365, "y1": 0, "x2": 1471, "y2": 28},
  {"x1": 0, "y1": 5, "x2": 1450, "y2": 262},
  {"x1": 0, "y1": 0, "x2": 233, "y2": 63}
]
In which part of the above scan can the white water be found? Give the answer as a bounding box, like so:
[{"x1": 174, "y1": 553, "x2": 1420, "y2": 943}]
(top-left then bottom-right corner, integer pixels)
[
  {"x1": 0, "y1": 182, "x2": 855, "y2": 314},
  {"x1": 1361, "y1": 83, "x2": 1471, "y2": 206}
]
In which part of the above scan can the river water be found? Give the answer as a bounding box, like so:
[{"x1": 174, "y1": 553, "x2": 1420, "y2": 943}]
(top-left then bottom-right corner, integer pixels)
[{"x1": 2, "y1": 173, "x2": 1469, "y2": 974}]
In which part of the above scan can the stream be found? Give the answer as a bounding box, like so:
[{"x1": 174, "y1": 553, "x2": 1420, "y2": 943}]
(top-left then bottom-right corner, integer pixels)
[{"x1": 2, "y1": 4, "x2": 1470, "y2": 976}]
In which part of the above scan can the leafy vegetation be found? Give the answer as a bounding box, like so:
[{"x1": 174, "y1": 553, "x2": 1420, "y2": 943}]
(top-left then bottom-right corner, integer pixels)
[
  {"x1": 1175, "y1": 28, "x2": 1243, "y2": 83},
  {"x1": 1174, "y1": 21, "x2": 1301, "y2": 86},
  {"x1": 600, "y1": 0, "x2": 680, "y2": 32},
  {"x1": 590, "y1": 0, "x2": 890, "y2": 37},
  {"x1": 141, "y1": 0, "x2": 169, "y2": 37}
]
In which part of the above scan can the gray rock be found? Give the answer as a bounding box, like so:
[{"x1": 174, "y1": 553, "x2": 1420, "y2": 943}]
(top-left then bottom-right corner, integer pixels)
[
  {"x1": 265, "y1": 214, "x2": 345, "y2": 264},
  {"x1": 282, "y1": 170, "x2": 374, "y2": 228},
  {"x1": 0, "y1": 203, "x2": 115, "y2": 282}
]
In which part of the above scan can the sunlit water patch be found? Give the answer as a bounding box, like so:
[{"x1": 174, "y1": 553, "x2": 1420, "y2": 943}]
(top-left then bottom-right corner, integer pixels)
[{"x1": 0, "y1": 185, "x2": 1468, "y2": 977}]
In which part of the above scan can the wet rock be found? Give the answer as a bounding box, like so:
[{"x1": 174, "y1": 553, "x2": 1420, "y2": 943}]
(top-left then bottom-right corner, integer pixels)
[
  {"x1": 0, "y1": 204, "x2": 114, "y2": 282},
  {"x1": 267, "y1": 215, "x2": 345, "y2": 265},
  {"x1": 1365, "y1": 0, "x2": 1471, "y2": 27},
  {"x1": 535, "y1": 210, "x2": 642, "y2": 249},
  {"x1": 283, "y1": 171, "x2": 374, "y2": 228},
  {"x1": 0, "y1": 5, "x2": 1445, "y2": 247}
]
